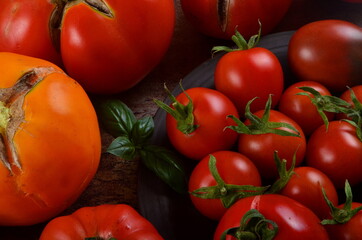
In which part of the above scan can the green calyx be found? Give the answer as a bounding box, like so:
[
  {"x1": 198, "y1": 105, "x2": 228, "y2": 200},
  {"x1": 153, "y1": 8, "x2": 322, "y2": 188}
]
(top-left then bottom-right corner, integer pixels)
[
  {"x1": 220, "y1": 209, "x2": 278, "y2": 240},
  {"x1": 227, "y1": 95, "x2": 301, "y2": 137},
  {"x1": 190, "y1": 155, "x2": 268, "y2": 209},
  {"x1": 0, "y1": 101, "x2": 10, "y2": 135},
  {"x1": 154, "y1": 83, "x2": 198, "y2": 135},
  {"x1": 321, "y1": 180, "x2": 362, "y2": 225},
  {"x1": 212, "y1": 20, "x2": 262, "y2": 54}
]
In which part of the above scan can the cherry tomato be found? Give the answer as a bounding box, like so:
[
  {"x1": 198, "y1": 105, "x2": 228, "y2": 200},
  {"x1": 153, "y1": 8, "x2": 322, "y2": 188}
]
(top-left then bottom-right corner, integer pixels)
[
  {"x1": 288, "y1": 20, "x2": 362, "y2": 93},
  {"x1": 188, "y1": 151, "x2": 263, "y2": 220},
  {"x1": 215, "y1": 47, "x2": 284, "y2": 116},
  {"x1": 40, "y1": 204, "x2": 163, "y2": 240},
  {"x1": 337, "y1": 85, "x2": 362, "y2": 120},
  {"x1": 214, "y1": 194, "x2": 329, "y2": 240},
  {"x1": 0, "y1": 52, "x2": 101, "y2": 225},
  {"x1": 280, "y1": 166, "x2": 338, "y2": 220},
  {"x1": 306, "y1": 121, "x2": 362, "y2": 189},
  {"x1": 162, "y1": 87, "x2": 239, "y2": 160},
  {"x1": 278, "y1": 81, "x2": 334, "y2": 136},
  {"x1": 0, "y1": 0, "x2": 175, "y2": 94},
  {"x1": 237, "y1": 110, "x2": 306, "y2": 180},
  {"x1": 180, "y1": 0, "x2": 292, "y2": 39}
]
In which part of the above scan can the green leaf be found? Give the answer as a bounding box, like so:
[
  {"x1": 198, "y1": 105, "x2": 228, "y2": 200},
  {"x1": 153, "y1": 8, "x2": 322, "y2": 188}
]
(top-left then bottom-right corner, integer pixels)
[
  {"x1": 106, "y1": 136, "x2": 137, "y2": 161},
  {"x1": 95, "y1": 99, "x2": 136, "y2": 138},
  {"x1": 131, "y1": 116, "x2": 154, "y2": 146},
  {"x1": 140, "y1": 145, "x2": 187, "y2": 194}
]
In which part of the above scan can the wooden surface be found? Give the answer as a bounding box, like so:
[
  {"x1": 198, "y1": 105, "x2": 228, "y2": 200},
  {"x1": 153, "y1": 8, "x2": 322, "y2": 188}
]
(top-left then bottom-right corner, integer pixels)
[{"x1": 2, "y1": 0, "x2": 362, "y2": 239}]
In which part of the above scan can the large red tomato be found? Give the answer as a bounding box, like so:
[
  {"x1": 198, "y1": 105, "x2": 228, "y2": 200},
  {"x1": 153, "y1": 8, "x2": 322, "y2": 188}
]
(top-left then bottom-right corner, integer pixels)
[
  {"x1": 288, "y1": 20, "x2": 362, "y2": 93},
  {"x1": 0, "y1": 52, "x2": 101, "y2": 226},
  {"x1": 180, "y1": 0, "x2": 292, "y2": 39},
  {"x1": 0, "y1": 0, "x2": 175, "y2": 94}
]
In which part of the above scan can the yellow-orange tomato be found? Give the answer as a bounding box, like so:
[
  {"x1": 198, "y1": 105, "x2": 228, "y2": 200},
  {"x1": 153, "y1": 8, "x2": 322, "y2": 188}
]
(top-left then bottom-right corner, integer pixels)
[{"x1": 0, "y1": 52, "x2": 101, "y2": 226}]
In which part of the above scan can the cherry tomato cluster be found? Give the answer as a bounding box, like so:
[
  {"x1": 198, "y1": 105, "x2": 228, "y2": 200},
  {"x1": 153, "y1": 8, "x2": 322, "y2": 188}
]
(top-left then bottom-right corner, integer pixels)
[{"x1": 159, "y1": 19, "x2": 362, "y2": 240}]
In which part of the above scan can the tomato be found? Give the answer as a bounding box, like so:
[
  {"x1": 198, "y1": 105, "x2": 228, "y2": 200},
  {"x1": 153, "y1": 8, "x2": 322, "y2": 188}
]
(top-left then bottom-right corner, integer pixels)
[
  {"x1": 288, "y1": 19, "x2": 362, "y2": 93},
  {"x1": 158, "y1": 87, "x2": 239, "y2": 160},
  {"x1": 214, "y1": 194, "x2": 329, "y2": 240},
  {"x1": 180, "y1": 0, "x2": 292, "y2": 39},
  {"x1": 0, "y1": 53, "x2": 101, "y2": 225},
  {"x1": 0, "y1": 0, "x2": 175, "y2": 94},
  {"x1": 40, "y1": 204, "x2": 163, "y2": 240},
  {"x1": 337, "y1": 85, "x2": 362, "y2": 120},
  {"x1": 214, "y1": 47, "x2": 284, "y2": 116},
  {"x1": 278, "y1": 81, "x2": 334, "y2": 136},
  {"x1": 306, "y1": 121, "x2": 362, "y2": 189},
  {"x1": 237, "y1": 109, "x2": 306, "y2": 180},
  {"x1": 279, "y1": 166, "x2": 338, "y2": 220},
  {"x1": 188, "y1": 151, "x2": 263, "y2": 220}
]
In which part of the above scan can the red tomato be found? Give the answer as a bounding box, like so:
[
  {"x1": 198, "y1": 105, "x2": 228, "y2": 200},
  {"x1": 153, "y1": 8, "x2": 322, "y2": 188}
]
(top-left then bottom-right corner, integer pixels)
[
  {"x1": 337, "y1": 85, "x2": 362, "y2": 120},
  {"x1": 237, "y1": 110, "x2": 306, "y2": 180},
  {"x1": 188, "y1": 151, "x2": 262, "y2": 220},
  {"x1": 214, "y1": 194, "x2": 329, "y2": 240},
  {"x1": 39, "y1": 204, "x2": 163, "y2": 240},
  {"x1": 288, "y1": 20, "x2": 362, "y2": 93},
  {"x1": 280, "y1": 166, "x2": 339, "y2": 220},
  {"x1": 306, "y1": 121, "x2": 362, "y2": 189},
  {"x1": 215, "y1": 47, "x2": 284, "y2": 115},
  {"x1": 0, "y1": 0, "x2": 175, "y2": 94},
  {"x1": 324, "y1": 202, "x2": 362, "y2": 240},
  {"x1": 164, "y1": 87, "x2": 239, "y2": 160},
  {"x1": 278, "y1": 81, "x2": 334, "y2": 136},
  {"x1": 180, "y1": 0, "x2": 292, "y2": 39}
]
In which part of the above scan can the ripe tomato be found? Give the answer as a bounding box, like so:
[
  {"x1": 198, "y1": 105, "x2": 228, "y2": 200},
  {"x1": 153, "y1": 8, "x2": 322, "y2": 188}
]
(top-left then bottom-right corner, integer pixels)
[
  {"x1": 188, "y1": 151, "x2": 263, "y2": 220},
  {"x1": 278, "y1": 81, "x2": 334, "y2": 136},
  {"x1": 288, "y1": 20, "x2": 362, "y2": 93},
  {"x1": 215, "y1": 47, "x2": 284, "y2": 116},
  {"x1": 180, "y1": 0, "x2": 292, "y2": 39},
  {"x1": 214, "y1": 194, "x2": 329, "y2": 240},
  {"x1": 279, "y1": 166, "x2": 338, "y2": 220},
  {"x1": 0, "y1": 53, "x2": 101, "y2": 225},
  {"x1": 40, "y1": 204, "x2": 163, "y2": 240},
  {"x1": 337, "y1": 85, "x2": 362, "y2": 120},
  {"x1": 0, "y1": 0, "x2": 175, "y2": 94},
  {"x1": 306, "y1": 121, "x2": 362, "y2": 189},
  {"x1": 160, "y1": 87, "x2": 239, "y2": 160},
  {"x1": 237, "y1": 109, "x2": 306, "y2": 180}
]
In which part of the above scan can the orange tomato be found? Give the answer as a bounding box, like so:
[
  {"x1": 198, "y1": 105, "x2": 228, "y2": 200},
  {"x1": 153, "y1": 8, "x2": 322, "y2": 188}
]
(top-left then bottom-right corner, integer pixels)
[{"x1": 0, "y1": 52, "x2": 101, "y2": 226}]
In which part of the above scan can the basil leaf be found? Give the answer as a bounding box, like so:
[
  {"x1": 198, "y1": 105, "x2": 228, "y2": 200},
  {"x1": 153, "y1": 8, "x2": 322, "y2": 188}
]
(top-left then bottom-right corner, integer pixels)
[
  {"x1": 140, "y1": 145, "x2": 187, "y2": 194},
  {"x1": 95, "y1": 99, "x2": 136, "y2": 138},
  {"x1": 107, "y1": 136, "x2": 137, "y2": 160},
  {"x1": 131, "y1": 116, "x2": 154, "y2": 146}
]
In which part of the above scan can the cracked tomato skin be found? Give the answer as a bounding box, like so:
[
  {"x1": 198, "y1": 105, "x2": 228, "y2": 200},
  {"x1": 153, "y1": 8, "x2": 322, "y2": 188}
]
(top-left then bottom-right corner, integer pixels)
[
  {"x1": 40, "y1": 204, "x2": 164, "y2": 240},
  {"x1": 0, "y1": 52, "x2": 101, "y2": 226}
]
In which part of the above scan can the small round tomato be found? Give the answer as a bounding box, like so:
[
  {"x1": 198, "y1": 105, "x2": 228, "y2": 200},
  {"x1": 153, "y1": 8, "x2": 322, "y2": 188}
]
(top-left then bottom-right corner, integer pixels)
[
  {"x1": 0, "y1": 52, "x2": 101, "y2": 225},
  {"x1": 306, "y1": 121, "x2": 362, "y2": 189},
  {"x1": 288, "y1": 20, "x2": 362, "y2": 93},
  {"x1": 215, "y1": 46, "x2": 284, "y2": 116},
  {"x1": 40, "y1": 204, "x2": 163, "y2": 240},
  {"x1": 278, "y1": 81, "x2": 334, "y2": 136},
  {"x1": 189, "y1": 151, "x2": 263, "y2": 220},
  {"x1": 337, "y1": 85, "x2": 362, "y2": 120},
  {"x1": 159, "y1": 87, "x2": 239, "y2": 160},
  {"x1": 214, "y1": 194, "x2": 329, "y2": 240},
  {"x1": 280, "y1": 166, "x2": 338, "y2": 220},
  {"x1": 180, "y1": 0, "x2": 292, "y2": 39}
]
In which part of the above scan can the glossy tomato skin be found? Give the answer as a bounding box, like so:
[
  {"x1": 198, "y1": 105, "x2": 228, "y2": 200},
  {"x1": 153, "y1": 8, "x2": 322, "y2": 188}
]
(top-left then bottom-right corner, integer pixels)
[
  {"x1": 288, "y1": 20, "x2": 362, "y2": 93},
  {"x1": 238, "y1": 110, "x2": 306, "y2": 180},
  {"x1": 337, "y1": 85, "x2": 362, "y2": 120},
  {"x1": 324, "y1": 202, "x2": 362, "y2": 240},
  {"x1": 306, "y1": 121, "x2": 362, "y2": 189},
  {"x1": 40, "y1": 204, "x2": 163, "y2": 240},
  {"x1": 278, "y1": 81, "x2": 334, "y2": 136},
  {"x1": 0, "y1": 53, "x2": 101, "y2": 226},
  {"x1": 166, "y1": 87, "x2": 239, "y2": 160},
  {"x1": 0, "y1": 0, "x2": 62, "y2": 66},
  {"x1": 214, "y1": 194, "x2": 329, "y2": 240},
  {"x1": 215, "y1": 47, "x2": 284, "y2": 115},
  {"x1": 280, "y1": 166, "x2": 338, "y2": 220},
  {"x1": 61, "y1": 0, "x2": 175, "y2": 94},
  {"x1": 188, "y1": 151, "x2": 262, "y2": 220},
  {"x1": 180, "y1": 0, "x2": 292, "y2": 39}
]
